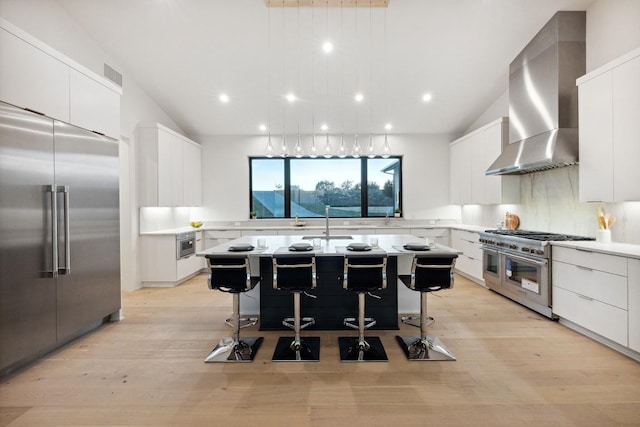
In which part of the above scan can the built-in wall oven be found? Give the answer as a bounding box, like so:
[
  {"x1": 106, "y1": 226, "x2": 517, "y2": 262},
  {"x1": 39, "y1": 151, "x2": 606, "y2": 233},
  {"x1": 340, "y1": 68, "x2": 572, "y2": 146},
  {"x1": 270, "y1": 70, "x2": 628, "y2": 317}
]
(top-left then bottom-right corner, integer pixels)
[
  {"x1": 479, "y1": 230, "x2": 593, "y2": 319},
  {"x1": 176, "y1": 232, "x2": 196, "y2": 259}
]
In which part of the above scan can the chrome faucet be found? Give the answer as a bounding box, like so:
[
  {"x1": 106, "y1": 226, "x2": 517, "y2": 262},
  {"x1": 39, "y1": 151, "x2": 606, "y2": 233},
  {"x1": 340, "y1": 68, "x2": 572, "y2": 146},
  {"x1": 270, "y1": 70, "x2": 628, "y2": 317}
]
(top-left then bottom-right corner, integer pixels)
[
  {"x1": 385, "y1": 212, "x2": 390, "y2": 225},
  {"x1": 325, "y1": 205, "x2": 330, "y2": 239}
]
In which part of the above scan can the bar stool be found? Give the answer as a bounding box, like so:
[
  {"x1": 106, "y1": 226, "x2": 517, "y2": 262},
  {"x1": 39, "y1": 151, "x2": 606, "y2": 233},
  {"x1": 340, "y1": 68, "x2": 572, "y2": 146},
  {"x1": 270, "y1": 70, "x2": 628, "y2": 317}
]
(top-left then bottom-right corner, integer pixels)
[
  {"x1": 271, "y1": 253, "x2": 320, "y2": 361},
  {"x1": 339, "y1": 254, "x2": 388, "y2": 362},
  {"x1": 396, "y1": 253, "x2": 458, "y2": 361},
  {"x1": 204, "y1": 254, "x2": 263, "y2": 362}
]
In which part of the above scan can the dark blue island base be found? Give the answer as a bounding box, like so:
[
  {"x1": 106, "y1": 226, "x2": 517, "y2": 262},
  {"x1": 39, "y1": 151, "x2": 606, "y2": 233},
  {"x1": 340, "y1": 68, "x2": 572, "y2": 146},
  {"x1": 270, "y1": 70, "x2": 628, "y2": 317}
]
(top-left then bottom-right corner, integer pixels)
[{"x1": 258, "y1": 256, "x2": 399, "y2": 331}]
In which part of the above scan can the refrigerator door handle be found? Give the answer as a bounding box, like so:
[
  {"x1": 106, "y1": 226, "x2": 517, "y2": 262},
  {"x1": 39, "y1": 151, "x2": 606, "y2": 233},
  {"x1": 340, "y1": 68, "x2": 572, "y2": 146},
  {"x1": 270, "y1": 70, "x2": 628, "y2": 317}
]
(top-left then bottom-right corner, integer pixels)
[
  {"x1": 48, "y1": 185, "x2": 59, "y2": 278},
  {"x1": 59, "y1": 185, "x2": 71, "y2": 275}
]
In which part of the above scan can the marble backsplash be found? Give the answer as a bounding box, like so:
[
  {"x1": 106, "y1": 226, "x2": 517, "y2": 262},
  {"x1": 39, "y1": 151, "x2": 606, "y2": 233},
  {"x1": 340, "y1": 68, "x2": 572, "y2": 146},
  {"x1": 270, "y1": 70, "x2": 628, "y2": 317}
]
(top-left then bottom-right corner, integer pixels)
[{"x1": 461, "y1": 165, "x2": 640, "y2": 244}]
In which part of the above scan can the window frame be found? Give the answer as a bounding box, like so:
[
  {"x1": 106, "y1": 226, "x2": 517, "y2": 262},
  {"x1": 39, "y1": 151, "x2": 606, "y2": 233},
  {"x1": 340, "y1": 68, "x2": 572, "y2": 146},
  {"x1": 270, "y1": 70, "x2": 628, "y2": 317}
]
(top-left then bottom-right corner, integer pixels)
[{"x1": 249, "y1": 156, "x2": 403, "y2": 219}]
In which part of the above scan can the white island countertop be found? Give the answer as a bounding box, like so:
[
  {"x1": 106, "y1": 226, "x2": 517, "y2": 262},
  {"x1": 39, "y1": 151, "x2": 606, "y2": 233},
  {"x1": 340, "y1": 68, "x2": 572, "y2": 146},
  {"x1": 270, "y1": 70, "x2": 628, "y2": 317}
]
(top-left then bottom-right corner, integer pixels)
[{"x1": 197, "y1": 234, "x2": 461, "y2": 257}]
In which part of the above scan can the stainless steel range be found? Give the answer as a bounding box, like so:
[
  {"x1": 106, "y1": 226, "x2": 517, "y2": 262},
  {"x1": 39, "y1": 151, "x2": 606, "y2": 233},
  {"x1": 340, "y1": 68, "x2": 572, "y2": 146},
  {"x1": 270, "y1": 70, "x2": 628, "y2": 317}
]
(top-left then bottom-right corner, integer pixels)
[{"x1": 479, "y1": 230, "x2": 594, "y2": 318}]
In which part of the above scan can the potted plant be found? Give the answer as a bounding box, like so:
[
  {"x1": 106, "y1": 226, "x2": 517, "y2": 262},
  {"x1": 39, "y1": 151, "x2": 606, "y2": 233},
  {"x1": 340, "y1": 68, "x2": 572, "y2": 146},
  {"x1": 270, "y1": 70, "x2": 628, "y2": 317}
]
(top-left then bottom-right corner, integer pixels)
[
  {"x1": 394, "y1": 208, "x2": 401, "y2": 218},
  {"x1": 250, "y1": 211, "x2": 257, "y2": 220}
]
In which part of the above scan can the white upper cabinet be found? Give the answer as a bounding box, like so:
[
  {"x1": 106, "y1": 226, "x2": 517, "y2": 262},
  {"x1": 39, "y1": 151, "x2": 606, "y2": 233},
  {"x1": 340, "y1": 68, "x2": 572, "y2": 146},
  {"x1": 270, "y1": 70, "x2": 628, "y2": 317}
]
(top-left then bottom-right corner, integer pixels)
[
  {"x1": 137, "y1": 123, "x2": 201, "y2": 207},
  {"x1": 0, "y1": 26, "x2": 70, "y2": 121},
  {"x1": 69, "y1": 69, "x2": 120, "y2": 139},
  {"x1": 450, "y1": 117, "x2": 519, "y2": 205},
  {"x1": 0, "y1": 19, "x2": 121, "y2": 139},
  {"x1": 578, "y1": 48, "x2": 640, "y2": 202}
]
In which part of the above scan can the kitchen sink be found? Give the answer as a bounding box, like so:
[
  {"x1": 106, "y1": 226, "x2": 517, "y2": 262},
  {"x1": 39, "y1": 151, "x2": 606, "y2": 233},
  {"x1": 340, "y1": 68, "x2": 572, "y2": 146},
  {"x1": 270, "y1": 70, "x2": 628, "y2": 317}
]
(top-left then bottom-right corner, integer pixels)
[{"x1": 302, "y1": 235, "x2": 353, "y2": 240}]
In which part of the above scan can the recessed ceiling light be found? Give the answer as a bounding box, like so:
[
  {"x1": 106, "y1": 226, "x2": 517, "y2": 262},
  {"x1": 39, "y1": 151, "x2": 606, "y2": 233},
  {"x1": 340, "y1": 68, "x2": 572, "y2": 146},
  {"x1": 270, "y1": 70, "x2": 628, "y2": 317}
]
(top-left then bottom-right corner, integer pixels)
[
  {"x1": 259, "y1": 124, "x2": 267, "y2": 132},
  {"x1": 286, "y1": 93, "x2": 296, "y2": 103},
  {"x1": 320, "y1": 124, "x2": 328, "y2": 131},
  {"x1": 385, "y1": 123, "x2": 392, "y2": 131},
  {"x1": 322, "y1": 41, "x2": 334, "y2": 53},
  {"x1": 354, "y1": 93, "x2": 364, "y2": 103},
  {"x1": 219, "y1": 93, "x2": 229, "y2": 103},
  {"x1": 422, "y1": 93, "x2": 433, "y2": 102}
]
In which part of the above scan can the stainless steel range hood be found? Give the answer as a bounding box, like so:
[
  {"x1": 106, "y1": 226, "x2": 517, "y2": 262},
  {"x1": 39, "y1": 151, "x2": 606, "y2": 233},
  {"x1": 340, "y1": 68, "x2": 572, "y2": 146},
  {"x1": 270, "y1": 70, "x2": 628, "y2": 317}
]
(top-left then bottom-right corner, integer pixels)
[{"x1": 486, "y1": 11, "x2": 585, "y2": 176}]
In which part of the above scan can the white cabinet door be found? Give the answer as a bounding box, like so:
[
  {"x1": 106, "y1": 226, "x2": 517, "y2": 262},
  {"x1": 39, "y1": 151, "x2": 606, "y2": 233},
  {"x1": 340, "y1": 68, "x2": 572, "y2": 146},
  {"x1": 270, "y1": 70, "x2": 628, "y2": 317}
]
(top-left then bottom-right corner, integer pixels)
[
  {"x1": 578, "y1": 50, "x2": 640, "y2": 203},
  {"x1": 450, "y1": 118, "x2": 518, "y2": 205},
  {"x1": 612, "y1": 55, "x2": 640, "y2": 202},
  {"x1": 0, "y1": 27, "x2": 69, "y2": 121},
  {"x1": 450, "y1": 140, "x2": 471, "y2": 204},
  {"x1": 629, "y1": 258, "x2": 640, "y2": 352},
  {"x1": 170, "y1": 134, "x2": 184, "y2": 206},
  {"x1": 156, "y1": 129, "x2": 174, "y2": 207},
  {"x1": 137, "y1": 124, "x2": 201, "y2": 207},
  {"x1": 182, "y1": 141, "x2": 202, "y2": 206},
  {"x1": 69, "y1": 69, "x2": 120, "y2": 139},
  {"x1": 578, "y1": 71, "x2": 614, "y2": 202}
]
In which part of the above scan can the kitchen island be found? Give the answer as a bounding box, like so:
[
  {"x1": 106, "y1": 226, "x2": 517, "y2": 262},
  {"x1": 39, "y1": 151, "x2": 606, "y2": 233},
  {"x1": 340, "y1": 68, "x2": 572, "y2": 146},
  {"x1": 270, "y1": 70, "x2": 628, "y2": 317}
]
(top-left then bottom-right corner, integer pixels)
[{"x1": 197, "y1": 234, "x2": 460, "y2": 330}]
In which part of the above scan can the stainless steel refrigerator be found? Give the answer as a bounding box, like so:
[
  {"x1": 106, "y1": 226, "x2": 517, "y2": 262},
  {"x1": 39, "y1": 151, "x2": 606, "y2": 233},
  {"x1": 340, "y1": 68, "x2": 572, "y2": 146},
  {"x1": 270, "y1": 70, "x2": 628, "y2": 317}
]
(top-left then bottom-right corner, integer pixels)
[{"x1": 0, "y1": 101, "x2": 120, "y2": 375}]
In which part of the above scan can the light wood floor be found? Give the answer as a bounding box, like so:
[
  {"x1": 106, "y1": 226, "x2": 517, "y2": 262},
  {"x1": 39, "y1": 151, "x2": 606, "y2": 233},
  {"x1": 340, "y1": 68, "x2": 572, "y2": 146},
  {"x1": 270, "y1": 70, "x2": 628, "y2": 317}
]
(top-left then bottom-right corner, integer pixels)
[{"x1": 1, "y1": 273, "x2": 640, "y2": 426}]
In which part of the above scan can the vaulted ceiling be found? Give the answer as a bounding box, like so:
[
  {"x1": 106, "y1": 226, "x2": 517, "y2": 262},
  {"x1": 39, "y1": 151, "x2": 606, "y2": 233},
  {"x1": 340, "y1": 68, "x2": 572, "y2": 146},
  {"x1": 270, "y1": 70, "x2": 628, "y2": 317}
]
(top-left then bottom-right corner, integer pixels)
[{"x1": 55, "y1": 0, "x2": 595, "y2": 137}]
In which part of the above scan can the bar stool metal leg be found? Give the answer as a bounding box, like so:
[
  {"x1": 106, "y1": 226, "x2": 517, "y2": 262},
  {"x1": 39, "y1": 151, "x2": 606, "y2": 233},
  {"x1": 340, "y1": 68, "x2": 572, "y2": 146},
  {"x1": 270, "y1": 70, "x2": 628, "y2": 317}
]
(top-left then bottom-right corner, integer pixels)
[
  {"x1": 396, "y1": 291, "x2": 455, "y2": 361},
  {"x1": 272, "y1": 291, "x2": 320, "y2": 362},
  {"x1": 205, "y1": 293, "x2": 263, "y2": 363},
  {"x1": 339, "y1": 292, "x2": 388, "y2": 362}
]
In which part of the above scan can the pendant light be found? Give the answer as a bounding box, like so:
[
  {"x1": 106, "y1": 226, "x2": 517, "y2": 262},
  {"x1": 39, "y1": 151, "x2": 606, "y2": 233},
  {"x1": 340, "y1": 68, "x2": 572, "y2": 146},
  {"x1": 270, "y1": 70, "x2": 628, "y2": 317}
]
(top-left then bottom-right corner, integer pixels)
[
  {"x1": 338, "y1": 0, "x2": 345, "y2": 158},
  {"x1": 265, "y1": 4, "x2": 274, "y2": 158},
  {"x1": 381, "y1": 4, "x2": 390, "y2": 159},
  {"x1": 324, "y1": 2, "x2": 333, "y2": 159},
  {"x1": 351, "y1": 1, "x2": 361, "y2": 158},
  {"x1": 309, "y1": 1, "x2": 318, "y2": 158},
  {"x1": 293, "y1": 1, "x2": 303, "y2": 158},
  {"x1": 280, "y1": 0, "x2": 288, "y2": 158},
  {"x1": 367, "y1": 2, "x2": 375, "y2": 158}
]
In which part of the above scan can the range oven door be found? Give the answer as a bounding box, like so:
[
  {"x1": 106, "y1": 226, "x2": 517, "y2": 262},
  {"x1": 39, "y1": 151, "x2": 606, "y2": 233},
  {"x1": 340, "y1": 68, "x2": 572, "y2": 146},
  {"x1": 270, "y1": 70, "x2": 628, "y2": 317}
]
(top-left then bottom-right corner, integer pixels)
[
  {"x1": 482, "y1": 246, "x2": 502, "y2": 289},
  {"x1": 502, "y1": 251, "x2": 549, "y2": 307}
]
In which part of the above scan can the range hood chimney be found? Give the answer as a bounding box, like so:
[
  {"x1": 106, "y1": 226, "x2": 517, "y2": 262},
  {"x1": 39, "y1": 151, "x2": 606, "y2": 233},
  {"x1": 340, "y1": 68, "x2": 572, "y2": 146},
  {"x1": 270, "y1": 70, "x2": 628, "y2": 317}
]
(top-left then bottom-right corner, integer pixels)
[{"x1": 486, "y1": 11, "x2": 585, "y2": 176}]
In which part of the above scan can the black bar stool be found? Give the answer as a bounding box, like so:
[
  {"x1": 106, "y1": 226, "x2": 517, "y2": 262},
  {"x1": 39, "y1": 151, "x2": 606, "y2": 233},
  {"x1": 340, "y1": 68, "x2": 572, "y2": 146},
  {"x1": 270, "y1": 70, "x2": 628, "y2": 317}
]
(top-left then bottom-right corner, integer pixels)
[
  {"x1": 339, "y1": 254, "x2": 388, "y2": 362},
  {"x1": 271, "y1": 253, "x2": 320, "y2": 361},
  {"x1": 396, "y1": 253, "x2": 458, "y2": 361},
  {"x1": 204, "y1": 255, "x2": 263, "y2": 362}
]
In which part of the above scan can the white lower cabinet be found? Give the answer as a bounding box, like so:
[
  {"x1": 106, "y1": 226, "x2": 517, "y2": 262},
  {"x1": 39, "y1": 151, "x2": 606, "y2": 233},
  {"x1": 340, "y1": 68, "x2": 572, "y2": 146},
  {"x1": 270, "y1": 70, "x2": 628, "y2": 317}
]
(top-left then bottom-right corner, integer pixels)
[
  {"x1": 140, "y1": 233, "x2": 204, "y2": 287},
  {"x1": 204, "y1": 230, "x2": 242, "y2": 249},
  {"x1": 410, "y1": 228, "x2": 450, "y2": 247},
  {"x1": 450, "y1": 229, "x2": 483, "y2": 284},
  {"x1": 552, "y1": 246, "x2": 628, "y2": 347},
  {"x1": 629, "y1": 258, "x2": 640, "y2": 353}
]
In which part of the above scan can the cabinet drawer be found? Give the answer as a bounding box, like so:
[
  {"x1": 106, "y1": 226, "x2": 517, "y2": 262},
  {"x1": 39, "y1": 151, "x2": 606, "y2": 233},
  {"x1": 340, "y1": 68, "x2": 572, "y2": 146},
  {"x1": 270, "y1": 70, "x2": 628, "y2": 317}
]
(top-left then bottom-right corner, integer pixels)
[
  {"x1": 553, "y1": 246, "x2": 627, "y2": 276},
  {"x1": 241, "y1": 229, "x2": 279, "y2": 236},
  {"x1": 205, "y1": 230, "x2": 242, "y2": 239},
  {"x1": 552, "y1": 261, "x2": 627, "y2": 309},
  {"x1": 553, "y1": 286, "x2": 627, "y2": 346},
  {"x1": 455, "y1": 254, "x2": 482, "y2": 281}
]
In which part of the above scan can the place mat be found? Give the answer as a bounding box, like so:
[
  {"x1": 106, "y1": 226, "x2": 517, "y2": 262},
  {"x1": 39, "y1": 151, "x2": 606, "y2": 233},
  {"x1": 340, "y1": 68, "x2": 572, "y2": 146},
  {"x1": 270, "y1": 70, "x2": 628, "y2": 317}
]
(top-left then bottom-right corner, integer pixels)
[
  {"x1": 274, "y1": 246, "x2": 318, "y2": 255},
  {"x1": 224, "y1": 245, "x2": 268, "y2": 254},
  {"x1": 335, "y1": 245, "x2": 386, "y2": 254}
]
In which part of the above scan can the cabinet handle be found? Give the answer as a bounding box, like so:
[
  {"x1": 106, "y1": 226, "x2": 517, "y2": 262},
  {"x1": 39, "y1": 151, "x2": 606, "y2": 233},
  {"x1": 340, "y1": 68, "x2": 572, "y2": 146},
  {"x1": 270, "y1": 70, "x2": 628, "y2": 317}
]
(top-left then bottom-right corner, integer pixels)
[
  {"x1": 575, "y1": 248, "x2": 593, "y2": 253},
  {"x1": 577, "y1": 265, "x2": 593, "y2": 272},
  {"x1": 577, "y1": 294, "x2": 594, "y2": 302}
]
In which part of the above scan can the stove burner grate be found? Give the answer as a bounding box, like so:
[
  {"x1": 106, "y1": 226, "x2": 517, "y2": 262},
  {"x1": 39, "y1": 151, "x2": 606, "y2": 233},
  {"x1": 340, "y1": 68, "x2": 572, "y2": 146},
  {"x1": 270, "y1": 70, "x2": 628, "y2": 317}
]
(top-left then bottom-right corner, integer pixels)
[{"x1": 484, "y1": 229, "x2": 594, "y2": 242}]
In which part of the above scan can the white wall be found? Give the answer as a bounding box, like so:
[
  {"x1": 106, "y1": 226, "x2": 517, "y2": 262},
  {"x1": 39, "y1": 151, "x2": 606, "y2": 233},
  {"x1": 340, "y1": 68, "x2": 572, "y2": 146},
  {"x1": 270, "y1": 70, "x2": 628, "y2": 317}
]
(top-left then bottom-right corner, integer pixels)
[
  {"x1": 586, "y1": 0, "x2": 640, "y2": 73},
  {"x1": 0, "y1": 0, "x2": 187, "y2": 291},
  {"x1": 460, "y1": 0, "x2": 640, "y2": 245},
  {"x1": 193, "y1": 133, "x2": 460, "y2": 222}
]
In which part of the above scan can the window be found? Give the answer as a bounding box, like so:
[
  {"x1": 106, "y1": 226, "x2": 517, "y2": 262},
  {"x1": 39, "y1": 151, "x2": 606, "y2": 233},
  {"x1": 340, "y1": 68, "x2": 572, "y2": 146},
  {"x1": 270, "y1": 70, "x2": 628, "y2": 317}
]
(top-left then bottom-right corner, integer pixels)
[{"x1": 250, "y1": 157, "x2": 402, "y2": 218}]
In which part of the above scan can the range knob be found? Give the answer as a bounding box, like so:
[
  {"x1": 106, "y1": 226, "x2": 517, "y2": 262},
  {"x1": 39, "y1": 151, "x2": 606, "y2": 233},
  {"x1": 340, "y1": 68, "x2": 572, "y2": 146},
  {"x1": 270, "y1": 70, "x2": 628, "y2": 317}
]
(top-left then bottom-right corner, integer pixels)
[
  {"x1": 522, "y1": 247, "x2": 530, "y2": 253},
  {"x1": 509, "y1": 244, "x2": 518, "y2": 250},
  {"x1": 535, "y1": 249, "x2": 545, "y2": 255}
]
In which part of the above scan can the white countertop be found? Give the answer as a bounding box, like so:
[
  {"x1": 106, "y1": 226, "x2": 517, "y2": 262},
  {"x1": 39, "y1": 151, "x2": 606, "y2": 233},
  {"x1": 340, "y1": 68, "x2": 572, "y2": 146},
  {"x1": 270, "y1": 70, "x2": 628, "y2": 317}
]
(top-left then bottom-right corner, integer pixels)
[
  {"x1": 197, "y1": 234, "x2": 461, "y2": 257},
  {"x1": 140, "y1": 222, "x2": 490, "y2": 236},
  {"x1": 551, "y1": 240, "x2": 640, "y2": 260}
]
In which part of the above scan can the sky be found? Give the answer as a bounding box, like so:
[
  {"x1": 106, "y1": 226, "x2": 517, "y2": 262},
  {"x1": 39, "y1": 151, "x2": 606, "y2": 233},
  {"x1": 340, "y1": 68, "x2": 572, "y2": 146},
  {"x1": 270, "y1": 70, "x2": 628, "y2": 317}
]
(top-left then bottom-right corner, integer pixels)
[{"x1": 251, "y1": 158, "x2": 397, "y2": 191}]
